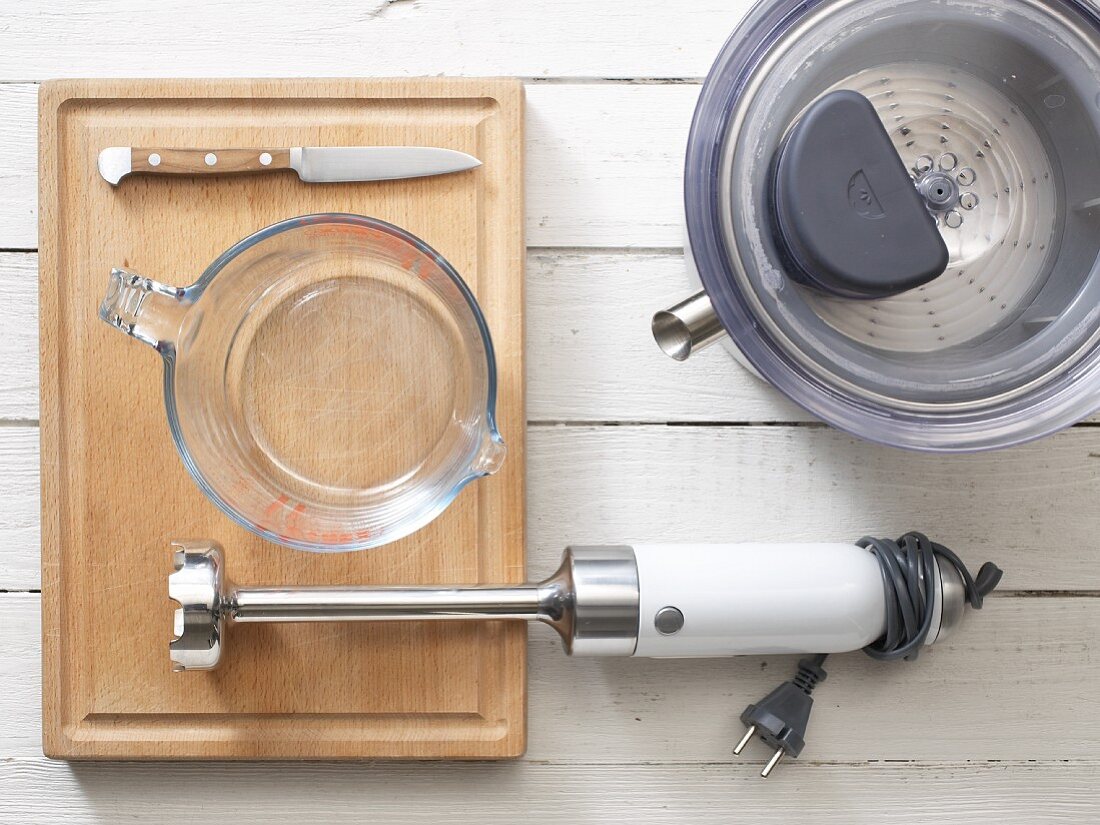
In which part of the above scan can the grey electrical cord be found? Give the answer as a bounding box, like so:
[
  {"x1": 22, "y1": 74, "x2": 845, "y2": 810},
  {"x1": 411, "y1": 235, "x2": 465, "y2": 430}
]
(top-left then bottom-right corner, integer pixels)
[
  {"x1": 860, "y1": 532, "x2": 1003, "y2": 661},
  {"x1": 733, "y1": 531, "x2": 1004, "y2": 776}
]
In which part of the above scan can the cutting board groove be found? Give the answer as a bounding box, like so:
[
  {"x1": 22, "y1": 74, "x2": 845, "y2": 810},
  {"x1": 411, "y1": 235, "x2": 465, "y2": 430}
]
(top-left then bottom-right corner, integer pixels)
[{"x1": 39, "y1": 78, "x2": 525, "y2": 759}]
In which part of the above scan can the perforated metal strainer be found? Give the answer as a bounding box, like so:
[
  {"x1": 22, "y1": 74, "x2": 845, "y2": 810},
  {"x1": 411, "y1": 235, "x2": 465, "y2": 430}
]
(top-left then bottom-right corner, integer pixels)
[{"x1": 807, "y1": 63, "x2": 1059, "y2": 353}]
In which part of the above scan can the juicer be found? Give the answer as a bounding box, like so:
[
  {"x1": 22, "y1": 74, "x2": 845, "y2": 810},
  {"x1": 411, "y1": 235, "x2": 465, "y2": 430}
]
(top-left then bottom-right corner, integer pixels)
[{"x1": 655, "y1": 0, "x2": 1100, "y2": 451}]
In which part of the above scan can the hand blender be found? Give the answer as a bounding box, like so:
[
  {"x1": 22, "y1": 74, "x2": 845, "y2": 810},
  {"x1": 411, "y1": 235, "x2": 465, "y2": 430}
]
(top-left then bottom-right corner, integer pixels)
[{"x1": 170, "y1": 532, "x2": 1002, "y2": 774}]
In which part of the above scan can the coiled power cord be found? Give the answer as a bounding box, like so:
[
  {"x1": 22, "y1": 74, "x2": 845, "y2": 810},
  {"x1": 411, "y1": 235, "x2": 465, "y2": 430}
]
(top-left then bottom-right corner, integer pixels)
[{"x1": 732, "y1": 532, "x2": 1004, "y2": 777}]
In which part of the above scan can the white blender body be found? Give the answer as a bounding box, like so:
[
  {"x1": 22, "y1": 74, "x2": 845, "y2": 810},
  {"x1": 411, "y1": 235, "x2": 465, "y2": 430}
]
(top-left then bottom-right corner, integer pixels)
[{"x1": 632, "y1": 543, "x2": 891, "y2": 657}]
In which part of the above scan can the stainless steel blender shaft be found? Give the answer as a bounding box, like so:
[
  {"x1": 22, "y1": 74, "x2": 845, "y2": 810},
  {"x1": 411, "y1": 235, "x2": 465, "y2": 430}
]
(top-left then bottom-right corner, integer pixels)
[
  {"x1": 232, "y1": 584, "x2": 549, "y2": 623},
  {"x1": 169, "y1": 540, "x2": 640, "y2": 671}
]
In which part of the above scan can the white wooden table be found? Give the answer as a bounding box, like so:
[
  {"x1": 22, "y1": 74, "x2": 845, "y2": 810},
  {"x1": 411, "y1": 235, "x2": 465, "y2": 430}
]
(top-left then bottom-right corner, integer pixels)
[{"x1": 2, "y1": 1, "x2": 1098, "y2": 821}]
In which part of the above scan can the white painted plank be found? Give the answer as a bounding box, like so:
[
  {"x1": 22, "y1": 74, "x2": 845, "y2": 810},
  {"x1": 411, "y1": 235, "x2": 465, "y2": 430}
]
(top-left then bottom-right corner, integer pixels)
[
  {"x1": 526, "y1": 251, "x2": 803, "y2": 422},
  {"x1": 6, "y1": 424, "x2": 1100, "y2": 590},
  {"x1": 525, "y1": 425, "x2": 1100, "y2": 593},
  {"x1": 0, "y1": 1, "x2": 750, "y2": 81},
  {"x1": 0, "y1": 757, "x2": 1095, "y2": 825},
  {"x1": 0, "y1": 254, "x2": 39, "y2": 420},
  {"x1": 0, "y1": 427, "x2": 40, "y2": 588},
  {"x1": 4, "y1": 756, "x2": 1095, "y2": 825},
  {"x1": 1, "y1": 595, "x2": 39, "y2": 757},
  {"x1": 0, "y1": 84, "x2": 37, "y2": 249},
  {"x1": 527, "y1": 597, "x2": 1099, "y2": 762},
  {"x1": 2, "y1": 83, "x2": 697, "y2": 249},
  {"x1": 3, "y1": 594, "x2": 1099, "y2": 763},
  {"x1": 526, "y1": 85, "x2": 696, "y2": 248},
  {"x1": 5, "y1": 249, "x2": 797, "y2": 422}
]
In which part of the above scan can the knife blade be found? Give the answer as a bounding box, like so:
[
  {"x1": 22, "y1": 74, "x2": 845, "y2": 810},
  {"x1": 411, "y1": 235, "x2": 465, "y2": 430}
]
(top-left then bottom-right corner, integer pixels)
[{"x1": 97, "y1": 146, "x2": 481, "y2": 186}]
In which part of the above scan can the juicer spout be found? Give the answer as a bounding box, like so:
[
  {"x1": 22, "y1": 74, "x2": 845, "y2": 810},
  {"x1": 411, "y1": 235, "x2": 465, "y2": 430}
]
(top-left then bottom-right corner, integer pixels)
[{"x1": 651, "y1": 291, "x2": 727, "y2": 361}]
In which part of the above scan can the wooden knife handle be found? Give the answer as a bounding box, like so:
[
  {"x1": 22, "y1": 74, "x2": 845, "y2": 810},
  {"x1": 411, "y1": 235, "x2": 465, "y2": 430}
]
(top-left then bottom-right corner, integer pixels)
[{"x1": 129, "y1": 148, "x2": 292, "y2": 175}]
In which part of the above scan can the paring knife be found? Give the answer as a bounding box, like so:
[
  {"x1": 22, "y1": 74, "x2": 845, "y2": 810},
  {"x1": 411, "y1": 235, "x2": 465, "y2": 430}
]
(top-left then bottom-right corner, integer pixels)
[{"x1": 97, "y1": 146, "x2": 481, "y2": 186}]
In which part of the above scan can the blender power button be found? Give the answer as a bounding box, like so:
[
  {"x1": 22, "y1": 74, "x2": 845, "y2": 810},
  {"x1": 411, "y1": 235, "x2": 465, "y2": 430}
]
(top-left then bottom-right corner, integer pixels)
[{"x1": 654, "y1": 606, "x2": 685, "y2": 635}]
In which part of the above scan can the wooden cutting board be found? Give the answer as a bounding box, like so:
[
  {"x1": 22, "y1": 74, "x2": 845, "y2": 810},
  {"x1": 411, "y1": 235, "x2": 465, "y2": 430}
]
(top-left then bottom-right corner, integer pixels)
[{"x1": 39, "y1": 78, "x2": 526, "y2": 759}]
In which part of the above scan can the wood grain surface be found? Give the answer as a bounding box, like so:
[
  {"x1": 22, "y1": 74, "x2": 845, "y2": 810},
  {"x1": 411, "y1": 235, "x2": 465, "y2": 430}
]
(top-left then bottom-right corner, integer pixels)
[
  {"x1": 38, "y1": 78, "x2": 526, "y2": 759},
  {"x1": 3, "y1": 0, "x2": 1099, "y2": 820}
]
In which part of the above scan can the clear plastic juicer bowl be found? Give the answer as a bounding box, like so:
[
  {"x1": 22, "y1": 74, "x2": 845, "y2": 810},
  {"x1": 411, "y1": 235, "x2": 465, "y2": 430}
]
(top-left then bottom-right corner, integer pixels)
[{"x1": 679, "y1": 0, "x2": 1100, "y2": 451}]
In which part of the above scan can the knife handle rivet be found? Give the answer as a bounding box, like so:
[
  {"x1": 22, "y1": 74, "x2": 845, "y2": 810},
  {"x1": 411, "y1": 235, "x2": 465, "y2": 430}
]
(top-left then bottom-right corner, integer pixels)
[
  {"x1": 204, "y1": 152, "x2": 217, "y2": 167},
  {"x1": 259, "y1": 152, "x2": 272, "y2": 166},
  {"x1": 148, "y1": 153, "x2": 161, "y2": 167}
]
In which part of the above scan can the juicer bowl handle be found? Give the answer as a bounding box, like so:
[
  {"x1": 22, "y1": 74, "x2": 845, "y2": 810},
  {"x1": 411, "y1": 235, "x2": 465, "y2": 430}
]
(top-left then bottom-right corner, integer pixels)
[{"x1": 99, "y1": 267, "x2": 189, "y2": 355}]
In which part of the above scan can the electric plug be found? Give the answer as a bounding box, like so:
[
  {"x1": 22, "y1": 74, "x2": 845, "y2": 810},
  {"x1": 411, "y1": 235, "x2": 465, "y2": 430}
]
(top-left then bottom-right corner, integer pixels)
[{"x1": 733, "y1": 655, "x2": 827, "y2": 777}]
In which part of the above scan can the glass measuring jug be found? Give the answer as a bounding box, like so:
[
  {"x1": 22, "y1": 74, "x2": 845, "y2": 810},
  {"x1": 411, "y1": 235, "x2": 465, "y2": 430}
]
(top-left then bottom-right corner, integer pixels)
[{"x1": 99, "y1": 214, "x2": 505, "y2": 552}]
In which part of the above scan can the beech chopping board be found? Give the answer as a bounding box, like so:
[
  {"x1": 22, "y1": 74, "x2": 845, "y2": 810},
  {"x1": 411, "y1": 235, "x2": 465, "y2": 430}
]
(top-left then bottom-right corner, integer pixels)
[{"x1": 39, "y1": 78, "x2": 526, "y2": 759}]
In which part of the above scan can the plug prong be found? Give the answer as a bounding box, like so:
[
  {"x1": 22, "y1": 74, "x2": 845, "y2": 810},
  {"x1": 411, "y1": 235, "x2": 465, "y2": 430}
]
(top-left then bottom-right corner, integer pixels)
[
  {"x1": 761, "y1": 748, "x2": 784, "y2": 778},
  {"x1": 733, "y1": 725, "x2": 756, "y2": 755}
]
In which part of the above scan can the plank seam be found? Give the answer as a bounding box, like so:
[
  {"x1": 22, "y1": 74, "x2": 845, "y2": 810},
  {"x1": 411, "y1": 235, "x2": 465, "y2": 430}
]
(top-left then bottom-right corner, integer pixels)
[
  {"x1": 3, "y1": 419, "x2": 1100, "y2": 429},
  {"x1": 0, "y1": 589, "x2": 1097, "y2": 597},
  {"x1": 0, "y1": 755, "x2": 1097, "y2": 768},
  {"x1": 0, "y1": 78, "x2": 706, "y2": 88}
]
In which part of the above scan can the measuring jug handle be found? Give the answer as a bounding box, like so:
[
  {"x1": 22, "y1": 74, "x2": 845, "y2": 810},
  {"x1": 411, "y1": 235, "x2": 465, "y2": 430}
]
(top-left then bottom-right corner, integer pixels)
[{"x1": 98, "y1": 268, "x2": 189, "y2": 355}]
